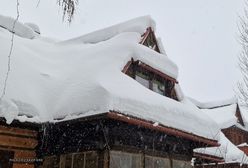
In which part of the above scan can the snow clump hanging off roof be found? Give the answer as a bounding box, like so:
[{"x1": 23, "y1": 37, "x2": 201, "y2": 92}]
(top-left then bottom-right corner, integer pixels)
[
  {"x1": 0, "y1": 15, "x2": 219, "y2": 141},
  {"x1": 0, "y1": 14, "x2": 35, "y2": 39},
  {"x1": 25, "y1": 22, "x2": 40, "y2": 34}
]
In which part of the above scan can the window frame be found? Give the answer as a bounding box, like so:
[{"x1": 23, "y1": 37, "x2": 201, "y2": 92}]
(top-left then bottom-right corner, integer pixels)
[
  {"x1": 109, "y1": 150, "x2": 142, "y2": 168},
  {"x1": 131, "y1": 62, "x2": 177, "y2": 100},
  {"x1": 41, "y1": 151, "x2": 98, "y2": 168}
]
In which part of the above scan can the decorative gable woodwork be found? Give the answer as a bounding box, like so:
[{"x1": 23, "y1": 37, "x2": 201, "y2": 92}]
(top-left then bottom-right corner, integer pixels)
[
  {"x1": 140, "y1": 27, "x2": 161, "y2": 53},
  {"x1": 235, "y1": 105, "x2": 245, "y2": 126},
  {"x1": 0, "y1": 121, "x2": 39, "y2": 168}
]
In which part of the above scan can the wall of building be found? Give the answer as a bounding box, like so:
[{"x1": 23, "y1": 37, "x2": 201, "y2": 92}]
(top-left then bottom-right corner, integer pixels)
[
  {"x1": 0, "y1": 124, "x2": 38, "y2": 168},
  {"x1": 222, "y1": 126, "x2": 248, "y2": 145}
]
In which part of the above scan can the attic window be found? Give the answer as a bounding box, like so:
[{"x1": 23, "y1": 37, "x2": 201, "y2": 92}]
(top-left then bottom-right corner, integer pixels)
[
  {"x1": 126, "y1": 61, "x2": 178, "y2": 100},
  {"x1": 135, "y1": 72, "x2": 150, "y2": 88},
  {"x1": 140, "y1": 27, "x2": 160, "y2": 53},
  {"x1": 152, "y1": 79, "x2": 165, "y2": 95}
]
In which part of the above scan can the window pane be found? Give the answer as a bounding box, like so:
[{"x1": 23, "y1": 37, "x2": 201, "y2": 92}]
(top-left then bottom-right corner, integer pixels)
[
  {"x1": 135, "y1": 75, "x2": 150, "y2": 88},
  {"x1": 132, "y1": 154, "x2": 142, "y2": 168},
  {"x1": 110, "y1": 151, "x2": 141, "y2": 168},
  {"x1": 145, "y1": 156, "x2": 170, "y2": 168},
  {"x1": 60, "y1": 154, "x2": 72, "y2": 168},
  {"x1": 65, "y1": 155, "x2": 73, "y2": 168},
  {"x1": 110, "y1": 153, "x2": 121, "y2": 168},
  {"x1": 173, "y1": 160, "x2": 191, "y2": 168},
  {"x1": 154, "y1": 158, "x2": 170, "y2": 168},
  {"x1": 145, "y1": 156, "x2": 154, "y2": 168},
  {"x1": 152, "y1": 80, "x2": 165, "y2": 95},
  {"x1": 120, "y1": 154, "x2": 131, "y2": 168},
  {"x1": 42, "y1": 156, "x2": 59, "y2": 168},
  {"x1": 73, "y1": 153, "x2": 84, "y2": 168},
  {"x1": 85, "y1": 152, "x2": 98, "y2": 168}
]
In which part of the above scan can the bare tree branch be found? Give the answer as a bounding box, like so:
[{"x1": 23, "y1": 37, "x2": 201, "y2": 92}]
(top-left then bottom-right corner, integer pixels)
[
  {"x1": 238, "y1": 1, "x2": 248, "y2": 107},
  {"x1": 0, "y1": 0, "x2": 20, "y2": 100},
  {"x1": 57, "y1": 0, "x2": 78, "y2": 23}
]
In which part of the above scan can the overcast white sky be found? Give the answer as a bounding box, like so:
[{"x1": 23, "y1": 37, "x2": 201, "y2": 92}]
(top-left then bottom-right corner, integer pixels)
[{"x1": 0, "y1": 0, "x2": 245, "y2": 102}]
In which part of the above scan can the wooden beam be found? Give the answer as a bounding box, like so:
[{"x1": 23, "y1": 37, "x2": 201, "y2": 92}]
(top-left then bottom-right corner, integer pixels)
[
  {"x1": 138, "y1": 62, "x2": 178, "y2": 83},
  {"x1": 193, "y1": 152, "x2": 224, "y2": 163},
  {"x1": 122, "y1": 60, "x2": 132, "y2": 73},
  {"x1": 0, "y1": 134, "x2": 37, "y2": 149},
  {"x1": 0, "y1": 125, "x2": 37, "y2": 138},
  {"x1": 107, "y1": 111, "x2": 219, "y2": 147}
]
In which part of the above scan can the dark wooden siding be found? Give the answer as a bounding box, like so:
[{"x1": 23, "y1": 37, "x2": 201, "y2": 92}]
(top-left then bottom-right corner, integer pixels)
[
  {"x1": 0, "y1": 123, "x2": 38, "y2": 168},
  {"x1": 222, "y1": 126, "x2": 248, "y2": 145}
]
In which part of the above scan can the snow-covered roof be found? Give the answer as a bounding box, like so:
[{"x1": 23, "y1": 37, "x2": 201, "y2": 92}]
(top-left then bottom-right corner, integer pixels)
[
  {"x1": 202, "y1": 104, "x2": 239, "y2": 129},
  {"x1": 0, "y1": 15, "x2": 35, "y2": 39},
  {"x1": 190, "y1": 97, "x2": 237, "y2": 109},
  {"x1": 193, "y1": 98, "x2": 248, "y2": 164},
  {"x1": 0, "y1": 14, "x2": 219, "y2": 141},
  {"x1": 62, "y1": 15, "x2": 155, "y2": 44},
  {"x1": 192, "y1": 98, "x2": 247, "y2": 130},
  {"x1": 194, "y1": 132, "x2": 248, "y2": 164}
]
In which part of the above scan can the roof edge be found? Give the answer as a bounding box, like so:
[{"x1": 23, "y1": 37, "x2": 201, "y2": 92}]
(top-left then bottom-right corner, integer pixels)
[
  {"x1": 107, "y1": 111, "x2": 219, "y2": 147},
  {"x1": 193, "y1": 152, "x2": 224, "y2": 163}
]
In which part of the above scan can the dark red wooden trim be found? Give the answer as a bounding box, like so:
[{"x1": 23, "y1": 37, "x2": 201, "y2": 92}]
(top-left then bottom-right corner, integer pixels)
[
  {"x1": 122, "y1": 59, "x2": 178, "y2": 83},
  {"x1": 193, "y1": 152, "x2": 224, "y2": 163},
  {"x1": 140, "y1": 27, "x2": 151, "y2": 44},
  {"x1": 140, "y1": 27, "x2": 161, "y2": 53},
  {"x1": 236, "y1": 105, "x2": 245, "y2": 126},
  {"x1": 107, "y1": 111, "x2": 219, "y2": 147},
  {"x1": 122, "y1": 61, "x2": 132, "y2": 73},
  {"x1": 138, "y1": 62, "x2": 178, "y2": 83}
]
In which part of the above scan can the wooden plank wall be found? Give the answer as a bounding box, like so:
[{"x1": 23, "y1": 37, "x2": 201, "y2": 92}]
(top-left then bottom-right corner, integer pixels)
[
  {"x1": 0, "y1": 125, "x2": 38, "y2": 168},
  {"x1": 222, "y1": 127, "x2": 248, "y2": 145}
]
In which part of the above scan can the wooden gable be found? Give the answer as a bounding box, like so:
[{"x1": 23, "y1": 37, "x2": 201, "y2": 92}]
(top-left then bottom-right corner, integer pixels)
[
  {"x1": 235, "y1": 105, "x2": 245, "y2": 127},
  {"x1": 140, "y1": 27, "x2": 161, "y2": 53}
]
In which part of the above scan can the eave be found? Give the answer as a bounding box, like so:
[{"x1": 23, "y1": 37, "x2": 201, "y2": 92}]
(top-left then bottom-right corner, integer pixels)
[
  {"x1": 122, "y1": 59, "x2": 178, "y2": 83},
  {"x1": 193, "y1": 152, "x2": 224, "y2": 163},
  {"x1": 107, "y1": 111, "x2": 219, "y2": 147}
]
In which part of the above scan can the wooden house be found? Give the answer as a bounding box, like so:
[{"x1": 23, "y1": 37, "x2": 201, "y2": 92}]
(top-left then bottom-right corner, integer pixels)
[
  {"x1": 193, "y1": 100, "x2": 248, "y2": 167},
  {"x1": 0, "y1": 120, "x2": 39, "y2": 168},
  {"x1": 0, "y1": 16, "x2": 220, "y2": 168}
]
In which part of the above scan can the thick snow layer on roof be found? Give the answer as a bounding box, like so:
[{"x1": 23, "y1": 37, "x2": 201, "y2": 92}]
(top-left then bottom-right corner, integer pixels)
[
  {"x1": 202, "y1": 104, "x2": 238, "y2": 129},
  {"x1": 24, "y1": 23, "x2": 40, "y2": 34},
  {"x1": 190, "y1": 97, "x2": 237, "y2": 109},
  {"x1": 0, "y1": 16, "x2": 219, "y2": 140},
  {"x1": 0, "y1": 14, "x2": 35, "y2": 39},
  {"x1": 194, "y1": 132, "x2": 248, "y2": 164},
  {"x1": 63, "y1": 15, "x2": 155, "y2": 44}
]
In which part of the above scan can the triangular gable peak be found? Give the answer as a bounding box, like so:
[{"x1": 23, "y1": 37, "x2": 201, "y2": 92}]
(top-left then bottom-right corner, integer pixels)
[
  {"x1": 236, "y1": 105, "x2": 245, "y2": 127},
  {"x1": 122, "y1": 27, "x2": 179, "y2": 100},
  {"x1": 140, "y1": 27, "x2": 161, "y2": 53}
]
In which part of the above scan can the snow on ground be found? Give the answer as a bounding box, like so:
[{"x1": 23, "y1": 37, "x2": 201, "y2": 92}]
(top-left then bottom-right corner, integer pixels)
[
  {"x1": 0, "y1": 14, "x2": 219, "y2": 140},
  {"x1": 194, "y1": 132, "x2": 248, "y2": 164}
]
